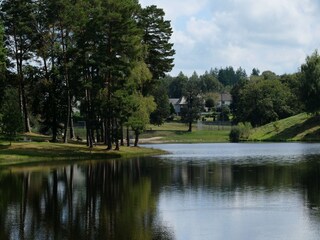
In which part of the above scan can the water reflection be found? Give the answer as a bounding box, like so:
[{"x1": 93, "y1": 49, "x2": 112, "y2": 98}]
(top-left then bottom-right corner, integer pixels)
[
  {"x1": 1, "y1": 143, "x2": 320, "y2": 240},
  {"x1": 0, "y1": 160, "x2": 174, "y2": 240}
]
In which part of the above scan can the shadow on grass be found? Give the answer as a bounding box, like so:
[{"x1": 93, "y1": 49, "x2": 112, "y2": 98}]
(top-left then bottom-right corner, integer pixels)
[
  {"x1": 302, "y1": 128, "x2": 320, "y2": 141},
  {"x1": 142, "y1": 130, "x2": 189, "y2": 137},
  {"x1": 269, "y1": 115, "x2": 320, "y2": 141},
  {"x1": 0, "y1": 144, "x2": 122, "y2": 162}
]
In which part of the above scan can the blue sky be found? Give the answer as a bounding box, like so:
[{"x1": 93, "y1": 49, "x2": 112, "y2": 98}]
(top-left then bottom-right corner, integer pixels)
[{"x1": 140, "y1": 0, "x2": 320, "y2": 76}]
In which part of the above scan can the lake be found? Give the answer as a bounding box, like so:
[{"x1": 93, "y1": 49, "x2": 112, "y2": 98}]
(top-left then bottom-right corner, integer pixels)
[{"x1": 1, "y1": 143, "x2": 320, "y2": 240}]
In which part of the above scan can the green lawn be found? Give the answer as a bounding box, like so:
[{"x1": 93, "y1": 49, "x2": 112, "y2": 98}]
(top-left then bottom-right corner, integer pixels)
[
  {"x1": 142, "y1": 121, "x2": 231, "y2": 143},
  {"x1": 249, "y1": 113, "x2": 320, "y2": 141},
  {"x1": 0, "y1": 141, "x2": 166, "y2": 167}
]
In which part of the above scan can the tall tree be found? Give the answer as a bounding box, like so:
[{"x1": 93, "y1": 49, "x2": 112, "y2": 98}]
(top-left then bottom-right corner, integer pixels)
[
  {"x1": 180, "y1": 78, "x2": 203, "y2": 132},
  {"x1": 0, "y1": 88, "x2": 23, "y2": 145},
  {"x1": 231, "y1": 76, "x2": 294, "y2": 126},
  {"x1": 99, "y1": 0, "x2": 142, "y2": 150},
  {"x1": 199, "y1": 71, "x2": 223, "y2": 93},
  {"x1": 168, "y1": 71, "x2": 188, "y2": 98},
  {"x1": 0, "y1": 21, "x2": 7, "y2": 108},
  {"x1": 150, "y1": 84, "x2": 170, "y2": 126},
  {"x1": 128, "y1": 93, "x2": 156, "y2": 146},
  {"x1": 2, "y1": 0, "x2": 35, "y2": 132},
  {"x1": 138, "y1": 5, "x2": 175, "y2": 93},
  {"x1": 300, "y1": 50, "x2": 320, "y2": 114}
]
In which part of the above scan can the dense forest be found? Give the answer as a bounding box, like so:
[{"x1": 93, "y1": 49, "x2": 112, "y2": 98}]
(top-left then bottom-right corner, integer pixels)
[
  {"x1": 0, "y1": 0, "x2": 175, "y2": 148},
  {"x1": 0, "y1": 0, "x2": 320, "y2": 148}
]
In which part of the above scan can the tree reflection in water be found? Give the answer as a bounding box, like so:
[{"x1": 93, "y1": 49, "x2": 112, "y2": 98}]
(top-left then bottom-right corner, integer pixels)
[
  {"x1": 0, "y1": 159, "x2": 174, "y2": 240},
  {"x1": 1, "y1": 154, "x2": 320, "y2": 239}
]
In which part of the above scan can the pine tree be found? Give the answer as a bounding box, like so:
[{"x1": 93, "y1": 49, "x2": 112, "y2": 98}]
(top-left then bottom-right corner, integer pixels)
[
  {"x1": 138, "y1": 5, "x2": 175, "y2": 92},
  {"x1": 2, "y1": 0, "x2": 35, "y2": 132}
]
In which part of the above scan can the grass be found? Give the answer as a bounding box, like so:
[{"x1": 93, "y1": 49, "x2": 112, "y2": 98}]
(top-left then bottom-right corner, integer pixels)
[
  {"x1": 0, "y1": 141, "x2": 166, "y2": 168},
  {"x1": 142, "y1": 121, "x2": 231, "y2": 143},
  {"x1": 249, "y1": 113, "x2": 320, "y2": 141}
]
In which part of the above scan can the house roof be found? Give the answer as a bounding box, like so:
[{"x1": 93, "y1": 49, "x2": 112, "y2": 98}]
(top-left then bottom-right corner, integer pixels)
[
  {"x1": 177, "y1": 96, "x2": 187, "y2": 105},
  {"x1": 220, "y1": 93, "x2": 232, "y2": 102},
  {"x1": 169, "y1": 98, "x2": 180, "y2": 105}
]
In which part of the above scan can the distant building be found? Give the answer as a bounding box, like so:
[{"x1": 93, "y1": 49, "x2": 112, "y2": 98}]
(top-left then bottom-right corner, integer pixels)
[
  {"x1": 169, "y1": 98, "x2": 180, "y2": 114},
  {"x1": 169, "y1": 97, "x2": 187, "y2": 115},
  {"x1": 217, "y1": 93, "x2": 232, "y2": 107}
]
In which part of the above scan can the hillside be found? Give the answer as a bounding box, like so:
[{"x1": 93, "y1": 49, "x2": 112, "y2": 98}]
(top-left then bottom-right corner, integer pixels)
[{"x1": 249, "y1": 113, "x2": 320, "y2": 141}]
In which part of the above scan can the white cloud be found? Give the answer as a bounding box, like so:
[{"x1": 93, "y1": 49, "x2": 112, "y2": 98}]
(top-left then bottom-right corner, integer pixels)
[{"x1": 140, "y1": 0, "x2": 320, "y2": 76}]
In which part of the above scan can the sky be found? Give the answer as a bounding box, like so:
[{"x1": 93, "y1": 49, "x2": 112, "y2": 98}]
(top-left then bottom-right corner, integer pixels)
[{"x1": 139, "y1": 0, "x2": 320, "y2": 77}]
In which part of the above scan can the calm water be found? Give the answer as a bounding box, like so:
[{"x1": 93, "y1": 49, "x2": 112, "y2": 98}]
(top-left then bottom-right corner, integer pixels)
[{"x1": 1, "y1": 143, "x2": 320, "y2": 240}]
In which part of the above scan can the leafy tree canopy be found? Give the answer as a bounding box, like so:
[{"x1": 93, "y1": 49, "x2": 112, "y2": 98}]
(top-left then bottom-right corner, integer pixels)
[{"x1": 300, "y1": 50, "x2": 320, "y2": 114}]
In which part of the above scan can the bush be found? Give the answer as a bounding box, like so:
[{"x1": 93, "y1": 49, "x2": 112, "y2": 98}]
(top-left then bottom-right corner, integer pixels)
[
  {"x1": 229, "y1": 122, "x2": 252, "y2": 142},
  {"x1": 229, "y1": 127, "x2": 241, "y2": 142}
]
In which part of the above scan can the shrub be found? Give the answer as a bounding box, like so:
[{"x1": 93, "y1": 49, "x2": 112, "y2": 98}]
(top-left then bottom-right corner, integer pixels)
[
  {"x1": 229, "y1": 126, "x2": 241, "y2": 142},
  {"x1": 229, "y1": 122, "x2": 252, "y2": 142}
]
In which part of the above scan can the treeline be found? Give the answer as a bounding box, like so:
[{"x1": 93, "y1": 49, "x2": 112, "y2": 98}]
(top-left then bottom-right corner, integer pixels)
[
  {"x1": 160, "y1": 52, "x2": 320, "y2": 130},
  {"x1": 161, "y1": 66, "x2": 248, "y2": 99},
  {"x1": 231, "y1": 51, "x2": 320, "y2": 128},
  {"x1": 0, "y1": 0, "x2": 174, "y2": 148}
]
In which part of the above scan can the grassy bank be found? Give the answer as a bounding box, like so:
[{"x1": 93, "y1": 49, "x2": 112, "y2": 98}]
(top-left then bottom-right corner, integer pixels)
[
  {"x1": 249, "y1": 113, "x2": 320, "y2": 141},
  {"x1": 0, "y1": 141, "x2": 166, "y2": 167},
  {"x1": 141, "y1": 122, "x2": 230, "y2": 143}
]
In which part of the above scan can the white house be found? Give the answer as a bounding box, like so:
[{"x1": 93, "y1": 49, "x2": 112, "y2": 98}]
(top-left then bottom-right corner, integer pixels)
[
  {"x1": 169, "y1": 97, "x2": 188, "y2": 115},
  {"x1": 217, "y1": 93, "x2": 232, "y2": 107}
]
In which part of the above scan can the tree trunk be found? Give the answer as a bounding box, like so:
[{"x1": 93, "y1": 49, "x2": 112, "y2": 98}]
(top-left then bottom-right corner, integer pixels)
[
  {"x1": 126, "y1": 126, "x2": 130, "y2": 147},
  {"x1": 14, "y1": 29, "x2": 31, "y2": 133},
  {"x1": 120, "y1": 124, "x2": 124, "y2": 146},
  {"x1": 100, "y1": 120, "x2": 104, "y2": 143},
  {"x1": 106, "y1": 117, "x2": 112, "y2": 150},
  {"x1": 86, "y1": 122, "x2": 93, "y2": 148},
  {"x1": 114, "y1": 121, "x2": 120, "y2": 151},
  {"x1": 69, "y1": 109, "x2": 75, "y2": 139},
  {"x1": 96, "y1": 125, "x2": 101, "y2": 143},
  {"x1": 188, "y1": 121, "x2": 192, "y2": 132},
  {"x1": 17, "y1": 61, "x2": 31, "y2": 133},
  {"x1": 104, "y1": 120, "x2": 108, "y2": 145},
  {"x1": 63, "y1": 90, "x2": 71, "y2": 143},
  {"x1": 21, "y1": 87, "x2": 31, "y2": 133},
  {"x1": 134, "y1": 131, "x2": 139, "y2": 147}
]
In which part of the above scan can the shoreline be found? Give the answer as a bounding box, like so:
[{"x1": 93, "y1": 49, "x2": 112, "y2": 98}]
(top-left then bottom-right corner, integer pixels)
[{"x1": 0, "y1": 141, "x2": 167, "y2": 168}]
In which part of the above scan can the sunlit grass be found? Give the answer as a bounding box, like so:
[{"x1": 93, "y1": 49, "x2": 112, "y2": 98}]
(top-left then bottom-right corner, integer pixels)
[
  {"x1": 249, "y1": 113, "x2": 320, "y2": 141},
  {"x1": 142, "y1": 121, "x2": 231, "y2": 143},
  {"x1": 0, "y1": 141, "x2": 166, "y2": 167}
]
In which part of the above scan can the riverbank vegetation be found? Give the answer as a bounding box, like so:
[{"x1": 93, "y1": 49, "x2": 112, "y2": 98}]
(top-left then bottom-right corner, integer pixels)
[
  {"x1": 248, "y1": 113, "x2": 320, "y2": 142},
  {"x1": 0, "y1": 141, "x2": 166, "y2": 167},
  {"x1": 141, "y1": 122, "x2": 230, "y2": 143},
  {"x1": 0, "y1": 0, "x2": 175, "y2": 149},
  {"x1": 1, "y1": 0, "x2": 320, "y2": 160}
]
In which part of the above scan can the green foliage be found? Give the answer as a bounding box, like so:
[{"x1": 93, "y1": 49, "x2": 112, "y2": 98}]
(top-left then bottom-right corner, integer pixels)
[
  {"x1": 205, "y1": 98, "x2": 215, "y2": 110},
  {"x1": 0, "y1": 88, "x2": 23, "y2": 143},
  {"x1": 248, "y1": 113, "x2": 320, "y2": 142},
  {"x1": 219, "y1": 105, "x2": 230, "y2": 121},
  {"x1": 167, "y1": 72, "x2": 188, "y2": 98},
  {"x1": 180, "y1": 79, "x2": 203, "y2": 132},
  {"x1": 218, "y1": 66, "x2": 247, "y2": 86},
  {"x1": 229, "y1": 122, "x2": 252, "y2": 142},
  {"x1": 199, "y1": 71, "x2": 223, "y2": 93},
  {"x1": 251, "y1": 68, "x2": 260, "y2": 76},
  {"x1": 138, "y1": 5, "x2": 175, "y2": 81},
  {"x1": 0, "y1": 21, "x2": 6, "y2": 108},
  {"x1": 128, "y1": 93, "x2": 156, "y2": 145},
  {"x1": 150, "y1": 84, "x2": 170, "y2": 126},
  {"x1": 229, "y1": 127, "x2": 241, "y2": 142},
  {"x1": 231, "y1": 73, "x2": 296, "y2": 126},
  {"x1": 300, "y1": 50, "x2": 320, "y2": 114}
]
